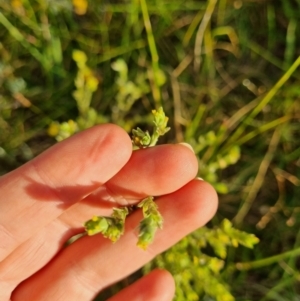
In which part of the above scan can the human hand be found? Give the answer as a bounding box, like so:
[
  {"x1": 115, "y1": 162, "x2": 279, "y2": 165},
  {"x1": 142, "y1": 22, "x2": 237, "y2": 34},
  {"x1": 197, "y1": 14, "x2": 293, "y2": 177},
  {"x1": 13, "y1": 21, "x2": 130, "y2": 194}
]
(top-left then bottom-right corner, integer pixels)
[{"x1": 0, "y1": 124, "x2": 218, "y2": 301}]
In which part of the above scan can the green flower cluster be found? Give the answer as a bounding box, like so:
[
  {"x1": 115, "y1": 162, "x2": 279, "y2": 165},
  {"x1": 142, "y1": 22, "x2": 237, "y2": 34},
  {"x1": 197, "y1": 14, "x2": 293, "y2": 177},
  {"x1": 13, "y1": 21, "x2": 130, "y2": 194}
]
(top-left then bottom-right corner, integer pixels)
[
  {"x1": 84, "y1": 207, "x2": 129, "y2": 242},
  {"x1": 144, "y1": 219, "x2": 259, "y2": 301},
  {"x1": 137, "y1": 197, "x2": 163, "y2": 249},
  {"x1": 132, "y1": 107, "x2": 170, "y2": 148}
]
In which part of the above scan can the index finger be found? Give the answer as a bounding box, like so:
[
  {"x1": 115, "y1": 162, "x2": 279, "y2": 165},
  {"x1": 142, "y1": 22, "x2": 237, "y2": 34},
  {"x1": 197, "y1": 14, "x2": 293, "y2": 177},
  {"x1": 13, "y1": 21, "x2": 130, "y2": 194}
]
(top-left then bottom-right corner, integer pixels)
[{"x1": 0, "y1": 124, "x2": 132, "y2": 261}]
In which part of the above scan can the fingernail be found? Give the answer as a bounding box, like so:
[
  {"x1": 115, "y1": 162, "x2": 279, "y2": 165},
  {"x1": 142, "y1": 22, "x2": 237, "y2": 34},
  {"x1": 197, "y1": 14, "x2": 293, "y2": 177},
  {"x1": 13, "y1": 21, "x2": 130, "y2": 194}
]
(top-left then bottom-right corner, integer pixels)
[
  {"x1": 179, "y1": 142, "x2": 194, "y2": 153},
  {"x1": 196, "y1": 177, "x2": 204, "y2": 181}
]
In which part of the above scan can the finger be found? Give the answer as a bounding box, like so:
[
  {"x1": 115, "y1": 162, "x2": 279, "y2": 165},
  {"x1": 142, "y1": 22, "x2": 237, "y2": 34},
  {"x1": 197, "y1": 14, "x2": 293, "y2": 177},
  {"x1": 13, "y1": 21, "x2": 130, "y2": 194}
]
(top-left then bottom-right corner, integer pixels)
[
  {"x1": 104, "y1": 143, "x2": 198, "y2": 204},
  {"x1": 0, "y1": 124, "x2": 132, "y2": 261},
  {"x1": 12, "y1": 179, "x2": 218, "y2": 301},
  {"x1": 106, "y1": 269, "x2": 175, "y2": 301},
  {"x1": 62, "y1": 143, "x2": 199, "y2": 226},
  {"x1": 1, "y1": 143, "x2": 197, "y2": 296}
]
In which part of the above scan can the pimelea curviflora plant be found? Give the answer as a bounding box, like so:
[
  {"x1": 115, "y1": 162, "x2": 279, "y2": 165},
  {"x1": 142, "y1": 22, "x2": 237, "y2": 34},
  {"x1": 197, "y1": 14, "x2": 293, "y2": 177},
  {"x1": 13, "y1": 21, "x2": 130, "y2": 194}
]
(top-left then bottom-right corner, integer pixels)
[{"x1": 84, "y1": 107, "x2": 170, "y2": 249}]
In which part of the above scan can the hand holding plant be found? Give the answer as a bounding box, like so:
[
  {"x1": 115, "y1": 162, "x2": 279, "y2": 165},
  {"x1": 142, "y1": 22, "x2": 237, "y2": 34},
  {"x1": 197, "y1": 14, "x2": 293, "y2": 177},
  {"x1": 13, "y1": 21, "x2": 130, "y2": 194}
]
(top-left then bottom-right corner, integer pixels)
[
  {"x1": 84, "y1": 107, "x2": 169, "y2": 249},
  {"x1": 0, "y1": 123, "x2": 217, "y2": 300}
]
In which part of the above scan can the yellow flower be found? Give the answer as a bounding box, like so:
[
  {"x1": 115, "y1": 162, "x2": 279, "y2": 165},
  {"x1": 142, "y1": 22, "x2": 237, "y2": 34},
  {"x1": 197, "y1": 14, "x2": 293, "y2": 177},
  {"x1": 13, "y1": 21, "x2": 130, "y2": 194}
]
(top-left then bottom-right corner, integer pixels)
[
  {"x1": 11, "y1": 0, "x2": 23, "y2": 8},
  {"x1": 72, "y1": 0, "x2": 88, "y2": 15},
  {"x1": 72, "y1": 50, "x2": 87, "y2": 65},
  {"x1": 47, "y1": 122, "x2": 60, "y2": 137}
]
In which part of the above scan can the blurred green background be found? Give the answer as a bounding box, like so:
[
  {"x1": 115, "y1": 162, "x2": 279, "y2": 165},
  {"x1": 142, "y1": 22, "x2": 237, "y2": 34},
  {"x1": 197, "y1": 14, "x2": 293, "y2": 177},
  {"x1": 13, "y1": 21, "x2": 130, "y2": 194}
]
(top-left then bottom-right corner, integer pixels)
[{"x1": 1, "y1": 0, "x2": 300, "y2": 300}]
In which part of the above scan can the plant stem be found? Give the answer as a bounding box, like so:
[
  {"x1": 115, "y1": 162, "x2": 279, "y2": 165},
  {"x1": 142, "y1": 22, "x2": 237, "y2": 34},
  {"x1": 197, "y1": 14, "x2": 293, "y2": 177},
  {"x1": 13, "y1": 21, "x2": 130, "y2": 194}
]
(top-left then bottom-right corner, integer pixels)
[
  {"x1": 235, "y1": 247, "x2": 300, "y2": 271},
  {"x1": 139, "y1": 0, "x2": 161, "y2": 107},
  {"x1": 194, "y1": 0, "x2": 218, "y2": 71},
  {"x1": 149, "y1": 132, "x2": 159, "y2": 147},
  {"x1": 223, "y1": 55, "x2": 300, "y2": 150},
  {"x1": 233, "y1": 128, "x2": 281, "y2": 225}
]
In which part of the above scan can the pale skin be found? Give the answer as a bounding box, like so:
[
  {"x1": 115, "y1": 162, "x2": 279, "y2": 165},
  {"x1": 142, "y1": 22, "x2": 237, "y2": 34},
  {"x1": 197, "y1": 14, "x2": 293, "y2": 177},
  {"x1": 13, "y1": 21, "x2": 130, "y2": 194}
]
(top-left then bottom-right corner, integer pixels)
[{"x1": 0, "y1": 124, "x2": 218, "y2": 301}]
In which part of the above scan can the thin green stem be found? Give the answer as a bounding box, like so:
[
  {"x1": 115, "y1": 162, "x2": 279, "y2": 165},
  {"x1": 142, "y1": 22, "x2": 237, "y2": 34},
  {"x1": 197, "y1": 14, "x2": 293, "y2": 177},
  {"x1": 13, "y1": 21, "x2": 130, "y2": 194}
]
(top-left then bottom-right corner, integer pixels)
[
  {"x1": 194, "y1": 0, "x2": 218, "y2": 71},
  {"x1": 236, "y1": 247, "x2": 300, "y2": 271},
  {"x1": 149, "y1": 132, "x2": 159, "y2": 147},
  {"x1": 251, "y1": 56, "x2": 300, "y2": 118},
  {"x1": 233, "y1": 128, "x2": 281, "y2": 225},
  {"x1": 284, "y1": 19, "x2": 297, "y2": 67},
  {"x1": 247, "y1": 41, "x2": 300, "y2": 77},
  {"x1": 140, "y1": 0, "x2": 161, "y2": 107},
  {"x1": 223, "y1": 56, "x2": 300, "y2": 150},
  {"x1": 234, "y1": 115, "x2": 290, "y2": 146}
]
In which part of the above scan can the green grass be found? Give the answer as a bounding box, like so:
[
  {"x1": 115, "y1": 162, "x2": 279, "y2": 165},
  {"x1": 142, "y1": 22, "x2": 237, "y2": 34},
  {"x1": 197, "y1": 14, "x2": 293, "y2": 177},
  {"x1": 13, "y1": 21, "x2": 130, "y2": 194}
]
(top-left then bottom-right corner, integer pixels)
[{"x1": 1, "y1": 0, "x2": 300, "y2": 300}]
